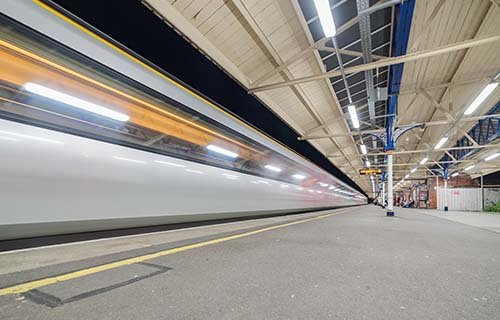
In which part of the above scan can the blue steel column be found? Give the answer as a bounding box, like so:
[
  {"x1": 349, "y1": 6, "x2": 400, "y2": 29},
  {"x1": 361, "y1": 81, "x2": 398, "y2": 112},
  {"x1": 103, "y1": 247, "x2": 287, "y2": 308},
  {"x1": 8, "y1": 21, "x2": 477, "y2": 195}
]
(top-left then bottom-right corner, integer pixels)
[
  {"x1": 387, "y1": 154, "x2": 394, "y2": 215},
  {"x1": 385, "y1": 0, "x2": 415, "y2": 217},
  {"x1": 386, "y1": 109, "x2": 395, "y2": 216}
]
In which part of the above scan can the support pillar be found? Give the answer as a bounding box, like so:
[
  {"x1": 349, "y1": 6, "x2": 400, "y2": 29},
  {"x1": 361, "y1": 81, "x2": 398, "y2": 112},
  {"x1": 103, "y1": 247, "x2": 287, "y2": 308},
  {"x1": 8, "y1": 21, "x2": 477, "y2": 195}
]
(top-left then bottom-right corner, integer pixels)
[
  {"x1": 481, "y1": 174, "x2": 484, "y2": 211},
  {"x1": 435, "y1": 175, "x2": 439, "y2": 210},
  {"x1": 381, "y1": 0, "x2": 415, "y2": 216},
  {"x1": 387, "y1": 153, "x2": 394, "y2": 216},
  {"x1": 382, "y1": 181, "x2": 386, "y2": 208},
  {"x1": 443, "y1": 168, "x2": 449, "y2": 211}
]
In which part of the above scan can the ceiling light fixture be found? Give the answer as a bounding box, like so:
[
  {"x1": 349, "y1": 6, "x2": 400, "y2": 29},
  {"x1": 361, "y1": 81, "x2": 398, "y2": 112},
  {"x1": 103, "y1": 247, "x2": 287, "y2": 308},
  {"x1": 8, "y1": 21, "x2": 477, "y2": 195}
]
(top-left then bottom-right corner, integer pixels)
[
  {"x1": 434, "y1": 137, "x2": 448, "y2": 150},
  {"x1": 313, "y1": 0, "x2": 336, "y2": 38},
  {"x1": 464, "y1": 82, "x2": 499, "y2": 115},
  {"x1": 485, "y1": 153, "x2": 500, "y2": 161},
  {"x1": 360, "y1": 144, "x2": 367, "y2": 155},
  {"x1": 420, "y1": 157, "x2": 428, "y2": 165},
  {"x1": 464, "y1": 165, "x2": 475, "y2": 171},
  {"x1": 348, "y1": 105, "x2": 360, "y2": 129}
]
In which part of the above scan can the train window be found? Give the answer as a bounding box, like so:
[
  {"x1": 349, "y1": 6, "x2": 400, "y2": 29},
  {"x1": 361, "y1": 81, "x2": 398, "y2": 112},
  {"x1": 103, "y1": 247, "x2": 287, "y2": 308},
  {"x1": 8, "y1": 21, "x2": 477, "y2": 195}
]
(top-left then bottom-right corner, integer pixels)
[{"x1": 0, "y1": 15, "x2": 360, "y2": 198}]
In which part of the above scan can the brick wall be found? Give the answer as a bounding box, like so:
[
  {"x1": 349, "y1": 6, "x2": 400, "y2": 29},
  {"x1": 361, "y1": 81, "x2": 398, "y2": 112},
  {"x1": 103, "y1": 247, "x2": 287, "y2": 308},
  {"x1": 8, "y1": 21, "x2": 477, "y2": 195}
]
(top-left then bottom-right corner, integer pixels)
[{"x1": 425, "y1": 175, "x2": 479, "y2": 209}]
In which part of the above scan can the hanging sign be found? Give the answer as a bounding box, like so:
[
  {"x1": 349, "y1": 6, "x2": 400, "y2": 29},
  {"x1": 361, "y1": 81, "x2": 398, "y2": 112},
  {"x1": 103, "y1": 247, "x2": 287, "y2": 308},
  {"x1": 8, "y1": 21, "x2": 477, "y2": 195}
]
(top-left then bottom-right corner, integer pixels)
[{"x1": 359, "y1": 168, "x2": 382, "y2": 175}]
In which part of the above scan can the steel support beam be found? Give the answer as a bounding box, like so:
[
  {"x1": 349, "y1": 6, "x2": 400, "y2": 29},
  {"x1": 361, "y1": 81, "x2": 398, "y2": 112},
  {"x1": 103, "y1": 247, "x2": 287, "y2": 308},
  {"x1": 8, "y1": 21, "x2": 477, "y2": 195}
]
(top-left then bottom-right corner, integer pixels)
[
  {"x1": 410, "y1": 3, "x2": 495, "y2": 178},
  {"x1": 300, "y1": 113, "x2": 500, "y2": 140},
  {"x1": 358, "y1": 0, "x2": 403, "y2": 16},
  {"x1": 398, "y1": 77, "x2": 488, "y2": 97},
  {"x1": 318, "y1": 47, "x2": 387, "y2": 61},
  {"x1": 249, "y1": 34, "x2": 500, "y2": 93},
  {"x1": 372, "y1": 159, "x2": 481, "y2": 167},
  {"x1": 328, "y1": 143, "x2": 500, "y2": 158},
  {"x1": 304, "y1": 77, "x2": 484, "y2": 137}
]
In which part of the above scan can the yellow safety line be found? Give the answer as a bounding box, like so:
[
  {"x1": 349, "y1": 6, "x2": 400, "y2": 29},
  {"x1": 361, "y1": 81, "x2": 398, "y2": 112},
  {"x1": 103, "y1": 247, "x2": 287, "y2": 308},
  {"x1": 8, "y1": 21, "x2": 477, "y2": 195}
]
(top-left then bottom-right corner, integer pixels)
[
  {"x1": 31, "y1": 0, "x2": 310, "y2": 163},
  {"x1": 0, "y1": 208, "x2": 353, "y2": 296}
]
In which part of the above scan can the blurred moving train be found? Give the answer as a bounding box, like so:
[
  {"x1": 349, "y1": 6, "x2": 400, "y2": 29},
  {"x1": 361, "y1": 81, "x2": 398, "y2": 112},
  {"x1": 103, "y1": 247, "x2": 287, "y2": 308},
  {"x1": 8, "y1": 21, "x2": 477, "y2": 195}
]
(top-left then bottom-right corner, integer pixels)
[{"x1": 0, "y1": 1, "x2": 366, "y2": 240}]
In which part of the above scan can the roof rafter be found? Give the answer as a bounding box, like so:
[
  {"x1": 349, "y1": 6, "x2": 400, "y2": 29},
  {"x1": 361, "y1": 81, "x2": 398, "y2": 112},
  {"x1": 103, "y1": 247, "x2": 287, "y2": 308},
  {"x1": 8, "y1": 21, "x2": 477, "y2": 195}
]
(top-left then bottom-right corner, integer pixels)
[{"x1": 249, "y1": 34, "x2": 500, "y2": 93}]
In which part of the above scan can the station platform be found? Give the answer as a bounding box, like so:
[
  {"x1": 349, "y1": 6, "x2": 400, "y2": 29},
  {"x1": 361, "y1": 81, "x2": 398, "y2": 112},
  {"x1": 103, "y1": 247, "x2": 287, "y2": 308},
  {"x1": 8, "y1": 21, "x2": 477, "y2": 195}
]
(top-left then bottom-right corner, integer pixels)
[
  {"x1": 415, "y1": 208, "x2": 500, "y2": 234},
  {"x1": 1, "y1": 205, "x2": 499, "y2": 319}
]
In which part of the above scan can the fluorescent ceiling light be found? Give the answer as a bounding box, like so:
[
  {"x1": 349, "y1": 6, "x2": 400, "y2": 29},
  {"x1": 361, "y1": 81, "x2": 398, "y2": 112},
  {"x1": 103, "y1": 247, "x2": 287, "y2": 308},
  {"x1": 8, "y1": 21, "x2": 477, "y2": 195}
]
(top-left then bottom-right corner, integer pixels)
[
  {"x1": 485, "y1": 153, "x2": 500, "y2": 161},
  {"x1": 451, "y1": 172, "x2": 459, "y2": 177},
  {"x1": 264, "y1": 164, "x2": 282, "y2": 172},
  {"x1": 405, "y1": 174, "x2": 409, "y2": 179},
  {"x1": 360, "y1": 144, "x2": 367, "y2": 155},
  {"x1": 420, "y1": 157, "x2": 428, "y2": 165},
  {"x1": 318, "y1": 182, "x2": 329, "y2": 187},
  {"x1": 292, "y1": 174, "x2": 306, "y2": 180},
  {"x1": 464, "y1": 82, "x2": 498, "y2": 115},
  {"x1": 24, "y1": 82, "x2": 129, "y2": 122},
  {"x1": 434, "y1": 137, "x2": 448, "y2": 150},
  {"x1": 464, "y1": 165, "x2": 475, "y2": 171},
  {"x1": 206, "y1": 144, "x2": 238, "y2": 158},
  {"x1": 411, "y1": 168, "x2": 417, "y2": 173},
  {"x1": 313, "y1": 0, "x2": 336, "y2": 38},
  {"x1": 348, "y1": 105, "x2": 360, "y2": 129},
  {"x1": 365, "y1": 160, "x2": 371, "y2": 167}
]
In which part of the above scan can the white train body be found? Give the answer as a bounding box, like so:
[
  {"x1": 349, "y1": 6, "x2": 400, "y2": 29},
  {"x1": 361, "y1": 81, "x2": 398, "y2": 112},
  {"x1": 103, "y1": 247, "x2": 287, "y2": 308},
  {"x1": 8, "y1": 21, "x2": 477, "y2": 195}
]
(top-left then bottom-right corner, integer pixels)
[{"x1": 0, "y1": 1, "x2": 366, "y2": 240}]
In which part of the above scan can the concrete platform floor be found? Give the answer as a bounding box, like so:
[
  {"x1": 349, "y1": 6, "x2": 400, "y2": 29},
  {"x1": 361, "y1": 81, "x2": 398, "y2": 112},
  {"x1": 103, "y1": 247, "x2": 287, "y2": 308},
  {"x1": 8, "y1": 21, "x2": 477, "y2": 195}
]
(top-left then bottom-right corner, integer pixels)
[
  {"x1": 1, "y1": 205, "x2": 499, "y2": 319},
  {"x1": 415, "y1": 208, "x2": 500, "y2": 233}
]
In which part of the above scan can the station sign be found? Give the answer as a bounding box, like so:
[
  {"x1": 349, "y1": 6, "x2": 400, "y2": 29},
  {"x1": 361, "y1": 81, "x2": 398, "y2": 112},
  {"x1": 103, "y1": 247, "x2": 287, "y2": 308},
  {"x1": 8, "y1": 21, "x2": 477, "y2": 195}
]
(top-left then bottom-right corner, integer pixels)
[{"x1": 359, "y1": 168, "x2": 382, "y2": 175}]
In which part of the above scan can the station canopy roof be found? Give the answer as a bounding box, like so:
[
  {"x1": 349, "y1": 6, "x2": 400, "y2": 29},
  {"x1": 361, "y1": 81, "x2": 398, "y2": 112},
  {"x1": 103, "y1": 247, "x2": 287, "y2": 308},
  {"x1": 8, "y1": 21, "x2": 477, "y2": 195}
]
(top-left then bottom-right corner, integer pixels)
[{"x1": 140, "y1": 0, "x2": 500, "y2": 194}]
